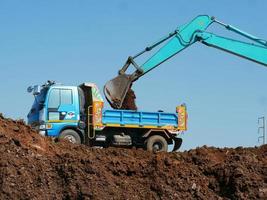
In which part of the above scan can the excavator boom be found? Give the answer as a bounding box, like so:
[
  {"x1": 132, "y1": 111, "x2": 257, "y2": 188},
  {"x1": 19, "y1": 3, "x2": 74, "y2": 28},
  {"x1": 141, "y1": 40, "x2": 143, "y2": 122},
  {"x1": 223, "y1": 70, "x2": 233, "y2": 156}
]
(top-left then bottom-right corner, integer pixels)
[{"x1": 104, "y1": 15, "x2": 267, "y2": 109}]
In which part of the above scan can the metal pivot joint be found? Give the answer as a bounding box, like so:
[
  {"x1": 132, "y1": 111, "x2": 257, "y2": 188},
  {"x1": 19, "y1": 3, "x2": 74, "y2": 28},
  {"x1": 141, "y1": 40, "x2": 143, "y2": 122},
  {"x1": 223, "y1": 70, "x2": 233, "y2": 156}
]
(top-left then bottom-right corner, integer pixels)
[{"x1": 119, "y1": 56, "x2": 143, "y2": 78}]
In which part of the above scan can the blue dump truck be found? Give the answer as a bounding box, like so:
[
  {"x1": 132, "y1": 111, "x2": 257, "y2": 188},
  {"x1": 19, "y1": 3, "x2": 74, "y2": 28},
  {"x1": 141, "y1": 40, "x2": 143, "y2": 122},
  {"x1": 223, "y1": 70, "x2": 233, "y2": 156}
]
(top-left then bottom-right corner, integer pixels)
[{"x1": 27, "y1": 81, "x2": 187, "y2": 152}]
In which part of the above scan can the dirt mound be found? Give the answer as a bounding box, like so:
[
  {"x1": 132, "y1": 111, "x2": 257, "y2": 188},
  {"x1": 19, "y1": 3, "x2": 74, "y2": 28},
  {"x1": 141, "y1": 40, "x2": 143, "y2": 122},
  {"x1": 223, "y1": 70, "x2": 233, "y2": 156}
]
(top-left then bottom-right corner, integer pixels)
[
  {"x1": 0, "y1": 114, "x2": 266, "y2": 200},
  {"x1": 121, "y1": 88, "x2": 137, "y2": 110}
]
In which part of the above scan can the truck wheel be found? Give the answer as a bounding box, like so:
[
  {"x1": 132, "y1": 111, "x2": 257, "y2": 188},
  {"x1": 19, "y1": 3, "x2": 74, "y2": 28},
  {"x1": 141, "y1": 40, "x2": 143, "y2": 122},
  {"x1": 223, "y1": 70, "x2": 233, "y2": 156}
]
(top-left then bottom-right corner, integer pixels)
[
  {"x1": 146, "y1": 135, "x2": 168, "y2": 152},
  {"x1": 60, "y1": 129, "x2": 81, "y2": 144}
]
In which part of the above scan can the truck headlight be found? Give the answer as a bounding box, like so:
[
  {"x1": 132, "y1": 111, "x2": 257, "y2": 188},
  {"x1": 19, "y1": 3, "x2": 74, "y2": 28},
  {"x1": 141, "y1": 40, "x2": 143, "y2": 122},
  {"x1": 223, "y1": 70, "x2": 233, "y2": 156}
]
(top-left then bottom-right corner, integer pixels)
[{"x1": 39, "y1": 124, "x2": 46, "y2": 130}]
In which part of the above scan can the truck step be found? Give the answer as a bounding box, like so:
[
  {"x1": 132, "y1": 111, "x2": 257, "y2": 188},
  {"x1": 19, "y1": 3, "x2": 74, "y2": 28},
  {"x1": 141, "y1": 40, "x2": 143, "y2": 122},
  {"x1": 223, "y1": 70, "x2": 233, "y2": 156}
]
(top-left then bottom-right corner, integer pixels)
[{"x1": 95, "y1": 135, "x2": 106, "y2": 142}]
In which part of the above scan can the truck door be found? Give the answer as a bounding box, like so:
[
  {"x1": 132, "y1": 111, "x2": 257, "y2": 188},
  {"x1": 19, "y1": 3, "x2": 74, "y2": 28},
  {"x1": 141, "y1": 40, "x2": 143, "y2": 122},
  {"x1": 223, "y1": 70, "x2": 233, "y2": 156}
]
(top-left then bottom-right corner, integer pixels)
[{"x1": 46, "y1": 88, "x2": 78, "y2": 136}]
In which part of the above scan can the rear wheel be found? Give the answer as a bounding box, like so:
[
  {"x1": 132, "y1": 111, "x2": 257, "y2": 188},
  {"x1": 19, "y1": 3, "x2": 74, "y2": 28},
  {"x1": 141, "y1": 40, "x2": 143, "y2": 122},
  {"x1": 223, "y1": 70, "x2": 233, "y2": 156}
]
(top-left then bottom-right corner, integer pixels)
[
  {"x1": 60, "y1": 129, "x2": 81, "y2": 144},
  {"x1": 146, "y1": 135, "x2": 168, "y2": 152}
]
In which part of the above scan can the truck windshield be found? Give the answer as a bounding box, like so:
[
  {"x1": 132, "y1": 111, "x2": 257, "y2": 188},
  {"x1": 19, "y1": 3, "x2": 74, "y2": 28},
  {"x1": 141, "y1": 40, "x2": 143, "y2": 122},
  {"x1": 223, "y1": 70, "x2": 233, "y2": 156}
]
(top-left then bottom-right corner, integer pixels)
[{"x1": 30, "y1": 88, "x2": 48, "y2": 112}]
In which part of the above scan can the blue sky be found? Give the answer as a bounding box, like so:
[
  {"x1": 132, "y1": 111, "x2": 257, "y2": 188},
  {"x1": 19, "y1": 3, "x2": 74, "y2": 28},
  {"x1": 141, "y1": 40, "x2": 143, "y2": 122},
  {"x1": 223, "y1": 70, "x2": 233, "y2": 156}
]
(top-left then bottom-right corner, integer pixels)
[{"x1": 1, "y1": 0, "x2": 267, "y2": 150}]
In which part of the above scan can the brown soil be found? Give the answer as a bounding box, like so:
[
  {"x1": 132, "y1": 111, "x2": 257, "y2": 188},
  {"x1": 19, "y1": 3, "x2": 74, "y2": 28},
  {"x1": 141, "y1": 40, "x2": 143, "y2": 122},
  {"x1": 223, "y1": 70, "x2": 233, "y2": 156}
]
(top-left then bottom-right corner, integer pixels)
[
  {"x1": 0, "y1": 113, "x2": 266, "y2": 200},
  {"x1": 121, "y1": 88, "x2": 137, "y2": 110}
]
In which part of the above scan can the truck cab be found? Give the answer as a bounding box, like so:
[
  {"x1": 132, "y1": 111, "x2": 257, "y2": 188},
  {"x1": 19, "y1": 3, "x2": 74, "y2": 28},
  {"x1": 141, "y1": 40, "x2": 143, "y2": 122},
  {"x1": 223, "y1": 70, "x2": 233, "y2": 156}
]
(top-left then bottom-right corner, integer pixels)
[
  {"x1": 27, "y1": 81, "x2": 187, "y2": 152},
  {"x1": 27, "y1": 81, "x2": 100, "y2": 142}
]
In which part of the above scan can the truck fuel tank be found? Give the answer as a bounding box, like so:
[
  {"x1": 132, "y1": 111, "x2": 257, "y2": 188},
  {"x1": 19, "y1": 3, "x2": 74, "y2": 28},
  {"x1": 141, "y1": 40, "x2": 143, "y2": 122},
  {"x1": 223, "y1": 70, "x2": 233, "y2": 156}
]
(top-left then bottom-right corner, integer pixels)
[{"x1": 112, "y1": 134, "x2": 132, "y2": 146}]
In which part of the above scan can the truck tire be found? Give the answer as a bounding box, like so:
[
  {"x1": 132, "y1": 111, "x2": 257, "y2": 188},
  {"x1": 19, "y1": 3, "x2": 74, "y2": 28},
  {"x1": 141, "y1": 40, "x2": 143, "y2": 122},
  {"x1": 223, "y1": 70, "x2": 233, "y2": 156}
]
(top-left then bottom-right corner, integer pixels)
[
  {"x1": 146, "y1": 135, "x2": 168, "y2": 152},
  {"x1": 60, "y1": 129, "x2": 81, "y2": 144}
]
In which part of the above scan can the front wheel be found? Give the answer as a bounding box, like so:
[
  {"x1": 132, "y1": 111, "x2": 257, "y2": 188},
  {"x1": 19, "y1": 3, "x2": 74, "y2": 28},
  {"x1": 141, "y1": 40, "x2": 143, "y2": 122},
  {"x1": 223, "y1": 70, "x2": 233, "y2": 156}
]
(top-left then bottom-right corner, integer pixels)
[
  {"x1": 59, "y1": 129, "x2": 81, "y2": 144},
  {"x1": 146, "y1": 135, "x2": 168, "y2": 152}
]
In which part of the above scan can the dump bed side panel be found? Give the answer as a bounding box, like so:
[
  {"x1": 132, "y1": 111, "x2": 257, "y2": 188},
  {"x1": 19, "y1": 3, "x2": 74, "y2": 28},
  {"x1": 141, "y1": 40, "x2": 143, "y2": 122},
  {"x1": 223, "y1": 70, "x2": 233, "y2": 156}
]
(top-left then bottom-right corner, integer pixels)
[{"x1": 102, "y1": 109, "x2": 178, "y2": 129}]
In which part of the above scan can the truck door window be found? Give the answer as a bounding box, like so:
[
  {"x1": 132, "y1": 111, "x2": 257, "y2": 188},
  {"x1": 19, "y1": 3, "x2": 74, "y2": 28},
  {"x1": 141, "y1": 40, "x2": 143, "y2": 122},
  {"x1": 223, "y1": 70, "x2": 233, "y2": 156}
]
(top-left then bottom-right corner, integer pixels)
[
  {"x1": 48, "y1": 89, "x2": 73, "y2": 109},
  {"x1": 61, "y1": 89, "x2": 73, "y2": 105},
  {"x1": 48, "y1": 89, "x2": 60, "y2": 108}
]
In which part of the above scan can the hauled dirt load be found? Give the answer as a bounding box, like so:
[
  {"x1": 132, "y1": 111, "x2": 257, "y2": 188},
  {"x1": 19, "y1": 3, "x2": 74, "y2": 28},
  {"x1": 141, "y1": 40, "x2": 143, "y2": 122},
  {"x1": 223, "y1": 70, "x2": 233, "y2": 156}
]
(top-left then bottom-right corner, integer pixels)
[
  {"x1": 121, "y1": 88, "x2": 137, "y2": 110},
  {"x1": 0, "y1": 114, "x2": 266, "y2": 200}
]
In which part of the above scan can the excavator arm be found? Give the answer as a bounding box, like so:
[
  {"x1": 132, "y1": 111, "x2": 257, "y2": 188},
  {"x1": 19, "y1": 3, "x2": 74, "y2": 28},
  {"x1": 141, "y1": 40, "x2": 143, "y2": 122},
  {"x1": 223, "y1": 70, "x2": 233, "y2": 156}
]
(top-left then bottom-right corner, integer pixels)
[{"x1": 104, "y1": 15, "x2": 267, "y2": 109}]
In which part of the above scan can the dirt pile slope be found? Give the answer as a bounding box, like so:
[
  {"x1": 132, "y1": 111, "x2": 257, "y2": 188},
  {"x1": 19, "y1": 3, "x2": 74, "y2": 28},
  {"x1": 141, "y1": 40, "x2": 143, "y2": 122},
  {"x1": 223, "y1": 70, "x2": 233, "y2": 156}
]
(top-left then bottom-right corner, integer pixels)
[{"x1": 0, "y1": 114, "x2": 266, "y2": 200}]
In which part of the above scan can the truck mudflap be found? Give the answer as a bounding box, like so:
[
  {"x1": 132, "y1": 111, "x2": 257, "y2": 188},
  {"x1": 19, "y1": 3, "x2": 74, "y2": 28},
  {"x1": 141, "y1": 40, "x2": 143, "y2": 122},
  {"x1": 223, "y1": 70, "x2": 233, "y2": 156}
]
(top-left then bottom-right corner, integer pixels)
[{"x1": 172, "y1": 137, "x2": 183, "y2": 152}]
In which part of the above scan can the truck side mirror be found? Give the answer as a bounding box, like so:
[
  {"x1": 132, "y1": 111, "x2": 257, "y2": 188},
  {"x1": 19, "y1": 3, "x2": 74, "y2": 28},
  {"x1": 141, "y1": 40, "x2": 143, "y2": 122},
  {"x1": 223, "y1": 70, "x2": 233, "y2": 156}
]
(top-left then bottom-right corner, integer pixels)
[
  {"x1": 27, "y1": 86, "x2": 33, "y2": 93},
  {"x1": 33, "y1": 85, "x2": 41, "y2": 96}
]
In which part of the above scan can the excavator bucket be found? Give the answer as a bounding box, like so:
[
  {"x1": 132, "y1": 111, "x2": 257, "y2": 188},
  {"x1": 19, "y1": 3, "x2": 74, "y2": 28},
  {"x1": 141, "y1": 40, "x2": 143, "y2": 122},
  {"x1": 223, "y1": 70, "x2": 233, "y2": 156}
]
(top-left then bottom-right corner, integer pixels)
[{"x1": 104, "y1": 74, "x2": 132, "y2": 109}]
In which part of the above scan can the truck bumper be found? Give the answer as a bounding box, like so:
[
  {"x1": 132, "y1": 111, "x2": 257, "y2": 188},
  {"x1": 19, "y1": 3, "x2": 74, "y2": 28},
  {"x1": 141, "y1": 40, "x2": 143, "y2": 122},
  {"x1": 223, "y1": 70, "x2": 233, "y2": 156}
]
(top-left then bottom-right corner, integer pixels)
[{"x1": 39, "y1": 130, "x2": 46, "y2": 136}]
